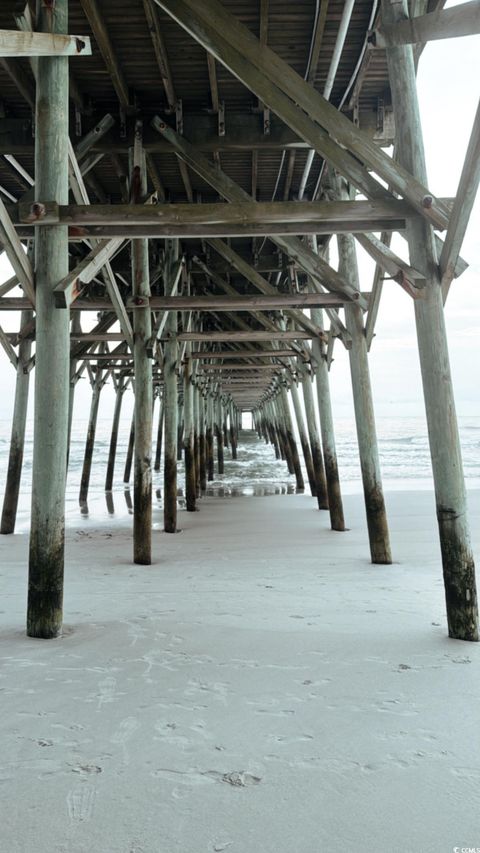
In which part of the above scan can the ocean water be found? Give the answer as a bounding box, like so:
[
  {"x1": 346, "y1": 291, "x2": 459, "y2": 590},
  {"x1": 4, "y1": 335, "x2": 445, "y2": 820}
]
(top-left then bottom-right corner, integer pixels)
[{"x1": 0, "y1": 414, "x2": 479, "y2": 533}]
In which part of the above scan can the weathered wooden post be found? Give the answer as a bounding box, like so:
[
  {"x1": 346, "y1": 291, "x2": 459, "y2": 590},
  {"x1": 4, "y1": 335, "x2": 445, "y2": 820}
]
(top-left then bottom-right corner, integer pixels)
[
  {"x1": 199, "y1": 390, "x2": 207, "y2": 490},
  {"x1": 124, "y1": 408, "x2": 135, "y2": 485},
  {"x1": 229, "y1": 400, "x2": 238, "y2": 459},
  {"x1": 383, "y1": 0, "x2": 478, "y2": 639},
  {"x1": 336, "y1": 178, "x2": 391, "y2": 564},
  {"x1": 193, "y1": 384, "x2": 201, "y2": 496},
  {"x1": 206, "y1": 391, "x2": 215, "y2": 481},
  {"x1": 183, "y1": 350, "x2": 196, "y2": 511},
  {"x1": 27, "y1": 0, "x2": 70, "y2": 638},
  {"x1": 310, "y1": 307, "x2": 345, "y2": 531},
  {"x1": 79, "y1": 363, "x2": 105, "y2": 505},
  {"x1": 130, "y1": 125, "x2": 153, "y2": 564},
  {"x1": 105, "y1": 376, "x2": 127, "y2": 492},
  {"x1": 67, "y1": 312, "x2": 82, "y2": 468},
  {"x1": 289, "y1": 377, "x2": 317, "y2": 496},
  {"x1": 280, "y1": 386, "x2": 304, "y2": 490},
  {"x1": 177, "y1": 401, "x2": 184, "y2": 461},
  {"x1": 1, "y1": 309, "x2": 33, "y2": 534},
  {"x1": 164, "y1": 239, "x2": 179, "y2": 532},
  {"x1": 216, "y1": 395, "x2": 225, "y2": 475},
  {"x1": 300, "y1": 366, "x2": 329, "y2": 510},
  {"x1": 154, "y1": 392, "x2": 164, "y2": 472}
]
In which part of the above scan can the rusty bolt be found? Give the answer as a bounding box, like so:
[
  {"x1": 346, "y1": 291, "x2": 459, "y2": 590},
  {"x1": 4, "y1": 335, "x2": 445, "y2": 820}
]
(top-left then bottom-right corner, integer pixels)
[{"x1": 422, "y1": 195, "x2": 433, "y2": 209}]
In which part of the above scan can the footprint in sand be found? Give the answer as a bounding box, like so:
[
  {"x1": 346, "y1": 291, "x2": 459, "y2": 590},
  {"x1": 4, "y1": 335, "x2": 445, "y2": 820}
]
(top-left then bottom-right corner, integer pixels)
[
  {"x1": 111, "y1": 716, "x2": 140, "y2": 764},
  {"x1": 67, "y1": 785, "x2": 97, "y2": 822},
  {"x1": 97, "y1": 676, "x2": 118, "y2": 711}
]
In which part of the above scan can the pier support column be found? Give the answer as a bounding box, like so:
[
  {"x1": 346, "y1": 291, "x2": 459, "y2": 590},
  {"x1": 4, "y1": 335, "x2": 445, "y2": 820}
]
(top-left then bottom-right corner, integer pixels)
[
  {"x1": 199, "y1": 391, "x2": 207, "y2": 491},
  {"x1": 183, "y1": 353, "x2": 196, "y2": 511},
  {"x1": 280, "y1": 387, "x2": 304, "y2": 490},
  {"x1": 337, "y1": 181, "x2": 391, "y2": 564},
  {"x1": 154, "y1": 394, "x2": 164, "y2": 472},
  {"x1": 164, "y1": 240, "x2": 179, "y2": 533},
  {"x1": 229, "y1": 401, "x2": 238, "y2": 459},
  {"x1": 311, "y1": 314, "x2": 345, "y2": 531},
  {"x1": 301, "y1": 368, "x2": 329, "y2": 510},
  {"x1": 1, "y1": 309, "x2": 33, "y2": 534},
  {"x1": 216, "y1": 396, "x2": 225, "y2": 475},
  {"x1": 79, "y1": 366, "x2": 104, "y2": 505},
  {"x1": 383, "y1": 0, "x2": 478, "y2": 639},
  {"x1": 124, "y1": 409, "x2": 135, "y2": 485},
  {"x1": 206, "y1": 392, "x2": 215, "y2": 481},
  {"x1": 290, "y1": 379, "x2": 316, "y2": 497},
  {"x1": 130, "y1": 129, "x2": 153, "y2": 564},
  {"x1": 27, "y1": 0, "x2": 70, "y2": 638},
  {"x1": 105, "y1": 377, "x2": 127, "y2": 492}
]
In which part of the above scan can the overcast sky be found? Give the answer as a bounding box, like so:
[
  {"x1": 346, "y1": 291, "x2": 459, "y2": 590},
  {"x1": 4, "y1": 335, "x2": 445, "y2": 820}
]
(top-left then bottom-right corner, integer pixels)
[{"x1": 0, "y1": 12, "x2": 479, "y2": 426}]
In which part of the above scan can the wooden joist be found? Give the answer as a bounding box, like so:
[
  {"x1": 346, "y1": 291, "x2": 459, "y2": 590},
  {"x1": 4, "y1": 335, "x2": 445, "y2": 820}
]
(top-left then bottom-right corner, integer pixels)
[
  {"x1": 0, "y1": 29, "x2": 91, "y2": 57},
  {"x1": 172, "y1": 330, "x2": 324, "y2": 343},
  {"x1": 80, "y1": 0, "x2": 130, "y2": 108}
]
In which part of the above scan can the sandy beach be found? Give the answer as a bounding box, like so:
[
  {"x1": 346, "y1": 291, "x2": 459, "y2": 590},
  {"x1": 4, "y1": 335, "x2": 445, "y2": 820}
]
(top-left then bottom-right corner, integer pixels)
[{"x1": 1, "y1": 487, "x2": 479, "y2": 853}]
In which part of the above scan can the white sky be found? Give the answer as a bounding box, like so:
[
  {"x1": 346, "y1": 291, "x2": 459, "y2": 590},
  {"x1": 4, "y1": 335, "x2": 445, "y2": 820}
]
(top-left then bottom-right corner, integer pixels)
[{"x1": 0, "y1": 17, "x2": 479, "y2": 426}]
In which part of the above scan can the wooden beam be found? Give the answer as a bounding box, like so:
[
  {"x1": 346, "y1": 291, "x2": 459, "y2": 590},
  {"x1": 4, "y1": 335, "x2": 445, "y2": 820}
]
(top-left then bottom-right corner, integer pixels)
[
  {"x1": 53, "y1": 237, "x2": 125, "y2": 307},
  {"x1": 173, "y1": 330, "x2": 322, "y2": 342},
  {"x1": 153, "y1": 0, "x2": 451, "y2": 230},
  {"x1": 441, "y1": 98, "x2": 480, "y2": 302},
  {"x1": 0, "y1": 29, "x2": 91, "y2": 57},
  {"x1": 135, "y1": 293, "x2": 353, "y2": 311},
  {"x1": 18, "y1": 198, "x2": 410, "y2": 230},
  {"x1": 191, "y1": 349, "x2": 299, "y2": 360},
  {"x1": 372, "y1": 2, "x2": 480, "y2": 46},
  {"x1": 0, "y1": 196, "x2": 35, "y2": 304},
  {"x1": 80, "y1": 0, "x2": 130, "y2": 108},
  {"x1": 142, "y1": 0, "x2": 177, "y2": 109},
  {"x1": 355, "y1": 230, "x2": 426, "y2": 295}
]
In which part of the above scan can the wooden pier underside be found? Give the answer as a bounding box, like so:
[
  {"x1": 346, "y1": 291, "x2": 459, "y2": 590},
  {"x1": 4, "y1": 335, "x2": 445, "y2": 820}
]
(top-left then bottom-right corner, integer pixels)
[{"x1": 0, "y1": 0, "x2": 478, "y2": 641}]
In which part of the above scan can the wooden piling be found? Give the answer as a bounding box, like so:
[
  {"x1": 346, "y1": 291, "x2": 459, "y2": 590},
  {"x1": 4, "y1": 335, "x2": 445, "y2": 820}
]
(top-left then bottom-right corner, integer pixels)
[
  {"x1": 216, "y1": 396, "x2": 225, "y2": 475},
  {"x1": 164, "y1": 240, "x2": 179, "y2": 533},
  {"x1": 154, "y1": 394, "x2": 164, "y2": 472},
  {"x1": 130, "y1": 134, "x2": 153, "y2": 564},
  {"x1": 383, "y1": 0, "x2": 478, "y2": 639},
  {"x1": 27, "y1": 0, "x2": 70, "y2": 638},
  {"x1": 206, "y1": 392, "x2": 215, "y2": 481},
  {"x1": 124, "y1": 410, "x2": 135, "y2": 485},
  {"x1": 290, "y1": 378, "x2": 317, "y2": 497},
  {"x1": 337, "y1": 180, "x2": 391, "y2": 564},
  {"x1": 183, "y1": 353, "x2": 196, "y2": 511},
  {"x1": 229, "y1": 400, "x2": 238, "y2": 459},
  {"x1": 280, "y1": 387, "x2": 304, "y2": 490},
  {"x1": 310, "y1": 310, "x2": 345, "y2": 531},
  {"x1": 105, "y1": 377, "x2": 126, "y2": 492},
  {"x1": 1, "y1": 309, "x2": 33, "y2": 534},
  {"x1": 79, "y1": 367, "x2": 104, "y2": 505},
  {"x1": 199, "y1": 391, "x2": 207, "y2": 490},
  {"x1": 301, "y1": 368, "x2": 329, "y2": 510}
]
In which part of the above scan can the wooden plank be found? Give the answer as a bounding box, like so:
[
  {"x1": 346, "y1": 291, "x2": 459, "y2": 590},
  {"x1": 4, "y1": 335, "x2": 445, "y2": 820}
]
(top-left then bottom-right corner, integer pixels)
[
  {"x1": 441, "y1": 98, "x2": 480, "y2": 302},
  {"x1": 373, "y1": 2, "x2": 480, "y2": 46},
  {"x1": 153, "y1": 0, "x2": 451, "y2": 230},
  {"x1": 0, "y1": 28, "x2": 91, "y2": 57}
]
